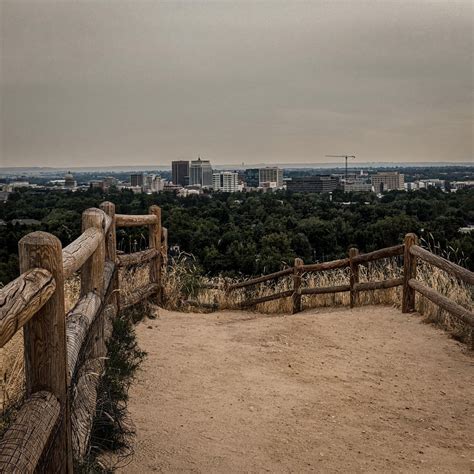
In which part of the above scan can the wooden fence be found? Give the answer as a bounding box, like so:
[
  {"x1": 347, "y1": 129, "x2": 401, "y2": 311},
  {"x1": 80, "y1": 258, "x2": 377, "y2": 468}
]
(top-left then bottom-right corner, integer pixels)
[
  {"x1": 0, "y1": 202, "x2": 167, "y2": 472},
  {"x1": 223, "y1": 234, "x2": 474, "y2": 331},
  {"x1": 1, "y1": 210, "x2": 473, "y2": 473}
]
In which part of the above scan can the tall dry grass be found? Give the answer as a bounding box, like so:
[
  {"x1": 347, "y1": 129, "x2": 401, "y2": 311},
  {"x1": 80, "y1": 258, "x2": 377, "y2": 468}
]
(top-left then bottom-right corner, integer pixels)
[
  {"x1": 170, "y1": 253, "x2": 472, "y2": 346},
  {"x1": 0, "y1": 275, "x2": 81, "y2": 423},
  {"x1": 1, "y1": 245, "x2": 472, "y2": 423}
]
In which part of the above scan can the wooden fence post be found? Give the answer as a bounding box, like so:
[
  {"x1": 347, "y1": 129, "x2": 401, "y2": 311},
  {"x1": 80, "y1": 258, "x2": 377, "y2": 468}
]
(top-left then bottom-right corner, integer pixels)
[
  {"x1": 100, "y1": 201, "x2": 119, "y2": 311},
  {"x1": 162, "y1": 227, "x2": 168, "y2": 267},
  {"x1": 81, "y1": 209, "x2": 105, "y2": 297},
  {"x1": 149, "y1": 205, "x2": 162, "y2": 303},
  {"x1": 292, "y1": 258, "x2": 304, "y2": 314},
  {"x1": 402, "y1": 233, "x2": 418, "y2": 313},
  {"x1": 18, "y1": 231, "x2": 73, "y2": 472},
  {"x1": 349, "y1": 247, "x2": 359, "y2": 308}
]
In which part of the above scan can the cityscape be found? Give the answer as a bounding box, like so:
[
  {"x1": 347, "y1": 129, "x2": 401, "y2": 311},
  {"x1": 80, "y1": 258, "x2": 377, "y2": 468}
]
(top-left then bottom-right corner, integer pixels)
[{"x1": 1, "y1": 158, "x2": 473, "y2": 202}]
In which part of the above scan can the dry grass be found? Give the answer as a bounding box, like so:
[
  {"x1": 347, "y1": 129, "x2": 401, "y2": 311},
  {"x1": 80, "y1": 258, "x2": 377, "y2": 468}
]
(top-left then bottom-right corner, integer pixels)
[
  {"x1": 1, "y1": 248, "x2": 472, "y2": 424},
  {"x1": 0, "y1": 274, "x2": 81, "y2": 422},
  {"x1": 185, "y1": 256, "x2": 472, "y2": 346}
]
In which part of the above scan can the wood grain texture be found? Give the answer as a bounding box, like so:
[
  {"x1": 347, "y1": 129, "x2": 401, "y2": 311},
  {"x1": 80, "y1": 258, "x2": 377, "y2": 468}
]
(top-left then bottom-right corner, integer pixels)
[
  {"x1": 71, "y1": 358, "x2": 103, "y2": 461},
  {"x1": 115, "y1": 213, "x2": 159, "y2": 227},
  {"x1": 301, "y1": 284, "x2": 351, "y2": 295},
  {"x1": 0, "y1": 391, "x2": 60, "y2": 474},
  {"x1": 302, "y1": 258, "x2": 350, "y2": 273},
  {"x1": 18, "y1": 231, "x2": 72, "y2": 472},
  {"x1": 66, "y1": 292, "x2": 102, "y2": 382},
  {"x1": 149, "y1": 206, "x2": 162, "y2": 303},
  {"x1": 117, "y1": 248, "x2": 159, "y2": 267},
  {"x1": 292, "y1": 258, "x2": 304, "y2": 314},
  {"x1": 349, "y1": 248, "x2": 359, "y2": 308},
  {"x1": 351, "y1": 244, "x2": 404, "y2": 264},
  {"x1": 100, "y1": 201, "x2": 117, "y2": 263},
  {"x1": 81, "y1": 209, "x2": 105, "y2": 297},
  {"x1": 0, "y1": 269, "x2": 55, "y2": 348},
  {"x1": 410, "y1": 245, "x2": 474, "y2": 286},
  {"x1": 402, "y1": 233, "x2": 418, "y2": 313},
  {"x1": 62, "y1": 227, "x2": 102, "y2": 279},
  {"x1": 408, "y1": 278, "x2": 474, "y2": 327},
  {"x1": 101, "y1": 201, "x2": 120, "y2": 313},
  {"x1": 228, "y1": 267, "x2": 294, "y2": 290},
  {"x1": 121, "y1": 282, "x2": 160, "y2": 309},
  {"x1": 162, "y1": 227, "x2": 169, "y2": 266},
  {"x1": 354, "y1": 278, "x2": 403, "y2": 291}
]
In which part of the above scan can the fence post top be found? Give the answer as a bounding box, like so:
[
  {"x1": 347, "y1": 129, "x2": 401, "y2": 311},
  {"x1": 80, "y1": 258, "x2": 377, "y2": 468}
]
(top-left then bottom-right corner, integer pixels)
[
  {"x1": 19, "y1": 231, "x2": 61, "y2": 248},
  {"x1": 404, "y1": 233, "x2": 418, "y2": 242}
]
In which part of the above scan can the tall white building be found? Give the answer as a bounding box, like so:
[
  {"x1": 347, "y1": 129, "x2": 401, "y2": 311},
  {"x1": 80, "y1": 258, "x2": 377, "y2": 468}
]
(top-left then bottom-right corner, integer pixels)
[
  {"x1": 259, "y1": 167, "x2": 283, "y2": 187},
  {"x1": 190, "y1": 157, "x2": 213, "y2": 188},
  {"x1": 213, "y1": 171, "x2": 239, "y2": 192}
]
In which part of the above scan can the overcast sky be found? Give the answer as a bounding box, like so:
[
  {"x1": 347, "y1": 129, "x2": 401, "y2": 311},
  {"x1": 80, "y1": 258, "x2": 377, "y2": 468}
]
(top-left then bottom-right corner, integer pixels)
[{"x1": 1, "y1": 0, "x2": 472, "y2": 168}]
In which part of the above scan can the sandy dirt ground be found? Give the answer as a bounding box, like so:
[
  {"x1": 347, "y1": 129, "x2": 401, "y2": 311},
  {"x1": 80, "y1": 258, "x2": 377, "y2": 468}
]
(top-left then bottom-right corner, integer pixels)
[{"x1": 118, "y1": 306, "x2": 473, "y2": 473}]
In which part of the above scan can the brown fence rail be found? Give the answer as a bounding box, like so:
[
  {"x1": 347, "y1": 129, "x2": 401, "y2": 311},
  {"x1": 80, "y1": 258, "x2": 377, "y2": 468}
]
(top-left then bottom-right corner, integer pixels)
[
  {"x1": 1, "y1": 206, "x2": 473, "y2": 471},
  {"x1": 216, "y1": 234, "x2": 473, "y2": 329},
  {"x1": 0, "y1": 202, "x2": 168, "y2": 472}
]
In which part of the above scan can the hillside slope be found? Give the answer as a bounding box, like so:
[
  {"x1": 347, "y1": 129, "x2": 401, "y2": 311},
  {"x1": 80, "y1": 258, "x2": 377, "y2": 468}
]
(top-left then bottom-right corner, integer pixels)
[{"x1": 118, "y1": 306, "x2": 473, "y2": 473}]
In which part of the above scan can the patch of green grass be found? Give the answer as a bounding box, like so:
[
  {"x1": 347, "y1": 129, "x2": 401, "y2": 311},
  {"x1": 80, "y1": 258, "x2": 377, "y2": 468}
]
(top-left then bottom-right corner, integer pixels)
[{"x1": 76, "y1": 305, "x2": 147, "y2": 472}]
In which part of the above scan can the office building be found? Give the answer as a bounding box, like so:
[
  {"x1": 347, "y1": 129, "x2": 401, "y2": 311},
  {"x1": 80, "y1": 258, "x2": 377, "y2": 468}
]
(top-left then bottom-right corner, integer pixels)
[
  {"x1": 130, "y1": 173, "x2": 144, "y2": 187},
  {"x1": 190, "y1": 157, "x2": 213, "y2": 188},
  {"x1": 343, "y1": 179, "x2": 372, "y2": 192},
  {"x1": 172, "y1": 160, "x2": 190, "y2": 187},
  {"x1": 259, "y1": 167, "x2": 283, "y2": 187},
  {"x1": 371, "y1": 172, "x2": 404, "y2": 192},
  {"x1": 287, "y1": 175, "x2": 340, "y2": 193},
  {"x1": 213, "y1": 172, "x2": 239, "y2": 192},
  {"x1": 243, "y1": 168, "x2": 259, "y2": 188}
]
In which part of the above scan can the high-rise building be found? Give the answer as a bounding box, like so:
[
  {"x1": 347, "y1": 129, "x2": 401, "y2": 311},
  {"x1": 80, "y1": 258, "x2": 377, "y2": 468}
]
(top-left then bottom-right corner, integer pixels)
[
  {"x1": 259, "y1": 167, "x2": 283, "y2": 187},
  {"x1": 243, "y1": 168, "x2": 259, "y2": 188},
  {"x1": 212, "y1": 172, "x2": 239, "y2": 192},
  {"x1": 287, "y1": 175, "x2": 340, "y2": 193},
  {"x1": 371, "y1": 172, "x2": 404, "y2": 193},
  {"x1": 130, "y1": 173, "x2": 144, "y2": 187},
  {"x1": 172, "y1": 160, "x2": 190, "y2": 187},
  {"x1": 190, "y1": 157, "x2": 213, "y2": 188}
]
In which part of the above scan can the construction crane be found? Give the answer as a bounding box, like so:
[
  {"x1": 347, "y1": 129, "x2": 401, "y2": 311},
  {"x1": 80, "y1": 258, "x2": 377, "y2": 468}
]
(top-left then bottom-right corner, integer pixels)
[{"x1": 325, "y1": 155, "x2": 356, "y2": 180}]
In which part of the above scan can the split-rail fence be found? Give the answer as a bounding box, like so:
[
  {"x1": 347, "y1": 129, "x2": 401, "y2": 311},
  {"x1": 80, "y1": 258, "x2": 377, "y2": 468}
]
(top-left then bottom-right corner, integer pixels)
[
  {"x1": 0, "y1": 201, "x2": 473, "y2": 474},
  {"x1": 0, "y1": 202, "x2": 167, "y2": 472}
]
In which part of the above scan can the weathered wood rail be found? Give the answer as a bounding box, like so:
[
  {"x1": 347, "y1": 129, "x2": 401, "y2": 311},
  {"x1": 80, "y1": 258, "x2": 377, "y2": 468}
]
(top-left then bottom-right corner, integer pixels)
[
  {"x1": 0, "y1": 202, "x2": 168, "y2": 473},
  {"x1": 222, "y1": 234, "x2": 473, "y2": 334}
]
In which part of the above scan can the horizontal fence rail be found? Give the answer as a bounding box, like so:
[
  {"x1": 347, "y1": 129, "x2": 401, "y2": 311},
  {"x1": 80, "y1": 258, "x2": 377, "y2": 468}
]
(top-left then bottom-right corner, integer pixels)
[
  {"x1": 193, "y1": 235, "x2": 472, "y2": 340},
  {"x1": 0, "y1": 201, "x2": 168, "y2": 472},
  {"x1": 0, "y1": 268, "x2": 56, "y2": 348},
  {"x1": 115, "y1": 213, "x2": 160, "y2": 227},
  {"x1": 410, "y1": 245, "x2": 474, "y2": 286},
  {"x1": 117, "y1": 248, "x2": 159, "y2": 267}
]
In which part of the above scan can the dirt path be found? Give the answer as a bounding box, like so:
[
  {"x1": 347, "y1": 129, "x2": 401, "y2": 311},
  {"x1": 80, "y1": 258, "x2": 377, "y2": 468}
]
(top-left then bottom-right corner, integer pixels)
[{"x1": 118, "y1": 306, "x2": 473, "y2": 473}]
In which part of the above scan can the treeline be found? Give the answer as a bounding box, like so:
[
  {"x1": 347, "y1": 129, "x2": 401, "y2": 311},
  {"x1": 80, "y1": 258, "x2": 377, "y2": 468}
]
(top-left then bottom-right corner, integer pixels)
[{"x1": 0, "y1": 187, "x2": 473, "y2": 284}]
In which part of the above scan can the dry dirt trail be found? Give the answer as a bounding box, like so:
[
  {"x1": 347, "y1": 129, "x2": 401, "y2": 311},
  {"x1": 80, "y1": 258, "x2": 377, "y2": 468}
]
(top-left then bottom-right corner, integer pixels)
[{"x1": 118, "y1": 306, "x2": 473, "y2": 473}]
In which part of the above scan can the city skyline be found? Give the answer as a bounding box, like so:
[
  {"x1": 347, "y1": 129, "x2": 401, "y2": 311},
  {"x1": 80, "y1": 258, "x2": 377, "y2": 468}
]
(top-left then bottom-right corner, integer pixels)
[{"x1": 1, "y1": 1, "x2": 472, "y2": 167}]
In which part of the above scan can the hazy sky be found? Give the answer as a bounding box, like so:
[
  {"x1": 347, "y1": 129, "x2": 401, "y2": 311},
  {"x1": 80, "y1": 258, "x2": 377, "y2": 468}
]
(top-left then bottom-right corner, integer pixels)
[{"x1": 1, "y1": 1, "x2": 472, "y2": 167}]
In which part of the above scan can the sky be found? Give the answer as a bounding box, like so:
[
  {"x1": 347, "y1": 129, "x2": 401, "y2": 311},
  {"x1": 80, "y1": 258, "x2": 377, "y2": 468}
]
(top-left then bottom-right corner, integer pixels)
[{"x1": 0, "y1": 0, "x2": 472, "y2": 168}]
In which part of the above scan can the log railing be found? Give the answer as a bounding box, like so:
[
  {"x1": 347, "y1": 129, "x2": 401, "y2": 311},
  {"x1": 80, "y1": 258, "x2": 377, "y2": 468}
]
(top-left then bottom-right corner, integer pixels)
[
  {"x1": 1, "y1": 212, "x2": 473, "y2": 471},
  {"x1": 0, "y1": 202, "x2": 167, "y2": 472},
  {"x1": 224, "y1": 234, "x2": 473, "y2": 328}
]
